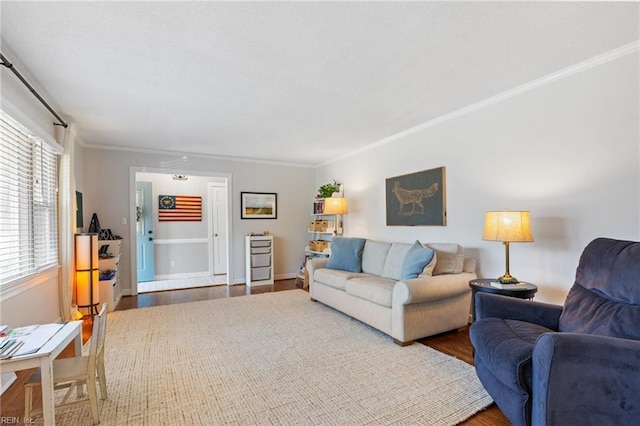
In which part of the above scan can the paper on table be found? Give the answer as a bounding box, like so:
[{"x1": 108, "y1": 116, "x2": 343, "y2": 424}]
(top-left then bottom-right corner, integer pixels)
[
  {"x1": 9, "y1": 324, "x2": 39, "y2": 337},
  {"x1": 12, "y1": 323, "x2": 65, "y2": 357}
]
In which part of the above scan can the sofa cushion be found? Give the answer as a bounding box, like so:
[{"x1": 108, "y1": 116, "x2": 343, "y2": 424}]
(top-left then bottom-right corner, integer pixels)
[
  {"x1": 470, "y1": 318, "x2": 554, "y2": 393},
  {"x1": 427, "y1": 243, "x2": 462, "y2": 254},
  {"x1": 433, "y1": 251, "x2": 465, "y2": 275},
  {"x1": 462, "y1": 257, "x2": 477, "y2": 273},
  {"x1": 401, "y1": 241, "x2": 435, "y2": 280},
  {"x1": 345, "y1": 276, "x2": 397, "y2": 308},
  {"x1": 326, "y1": 237, "x2": 366, "y2": 272},
  {"x1": 558, "y1": 238, "x2": 640, "y2": 340},
  {"x1": 361, "y1": 240, "x2": 392, "y2": 276},
  {"x1": 314, "y1": 268, "x2": 369, "y2": 291},
  {"x1": 559, "y1": 284, "x2": 640, "y2": 340},
  {"x1": 381, "y1": 242, "x2": 412, "y2": 281}
]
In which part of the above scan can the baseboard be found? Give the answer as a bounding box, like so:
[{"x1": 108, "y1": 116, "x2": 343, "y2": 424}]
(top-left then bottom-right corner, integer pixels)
[{"x1": 153, "y1": 271, "x2": 211, "y2": 280}]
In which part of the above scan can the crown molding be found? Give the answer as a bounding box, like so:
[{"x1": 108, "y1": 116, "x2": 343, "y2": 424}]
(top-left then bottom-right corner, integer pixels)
[
  {"x1": 320, "y1": 40, "x2": 640, "y2": 168},
  {"x1": 79, "y1": 141, "x2": 315, "y2": 169}
]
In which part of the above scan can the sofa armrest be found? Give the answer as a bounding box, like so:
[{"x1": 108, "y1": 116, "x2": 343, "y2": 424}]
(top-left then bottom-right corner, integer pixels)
[
  {"x1": 475, "y1": 292, "x2": 562, "y2": 330},
  {"x1": 532, "y1": 332, "x2": 640, "y2": 424},
  {"x1": 307, "y1": 257, "x2": 329, "y2": 297},
  {"x1": 394, "y1": 272, "x2": 476, "y2": 306},
  {"x1": 306, "y1": 257, "x2": 329, "y2": 278}
]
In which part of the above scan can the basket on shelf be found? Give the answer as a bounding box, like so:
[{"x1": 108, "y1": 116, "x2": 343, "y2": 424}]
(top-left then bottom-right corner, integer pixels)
[
  {"x1": 315, "y1": 241, "x2": 330, "y2": 252},
  {"x1": 309, "y1": 220, "x2": 329, "y2": 232}
]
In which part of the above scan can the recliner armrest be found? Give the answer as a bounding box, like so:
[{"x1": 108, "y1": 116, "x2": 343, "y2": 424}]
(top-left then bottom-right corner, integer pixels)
[
  {"x1": 532, "y1": 332, "x2": 640, "y2": 424},
  {"x1": 474, "y1": 292, "x2": 562, "y2": 330}
]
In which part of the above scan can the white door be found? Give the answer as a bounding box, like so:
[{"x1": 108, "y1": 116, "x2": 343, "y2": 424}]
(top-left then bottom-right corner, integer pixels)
[{"x1": 210, "y1": 185, "x2": 228, "y2": 274}]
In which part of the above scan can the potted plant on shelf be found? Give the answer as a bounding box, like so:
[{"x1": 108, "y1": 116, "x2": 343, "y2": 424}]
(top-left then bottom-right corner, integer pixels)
[{"x1": 317, "y1": 180, "x2": 341, "y2": 199}]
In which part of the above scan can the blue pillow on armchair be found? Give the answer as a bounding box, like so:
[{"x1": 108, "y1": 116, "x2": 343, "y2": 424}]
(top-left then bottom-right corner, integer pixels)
[
  {"x1": 326, "y1": 237, "x2": 366, "y2": 272},
  {"x1": 401, "y1": 240, "x2": 435, "y2": 280}
]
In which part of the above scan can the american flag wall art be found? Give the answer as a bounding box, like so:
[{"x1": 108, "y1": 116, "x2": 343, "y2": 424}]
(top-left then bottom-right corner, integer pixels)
[{"x1": 158, "y1": 195, "x2": 202, "y2": 221}]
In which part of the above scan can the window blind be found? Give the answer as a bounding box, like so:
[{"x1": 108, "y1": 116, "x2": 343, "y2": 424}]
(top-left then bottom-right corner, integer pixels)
[{"x1": 0, "y1": 111, "x2": 59, "y2": 286}]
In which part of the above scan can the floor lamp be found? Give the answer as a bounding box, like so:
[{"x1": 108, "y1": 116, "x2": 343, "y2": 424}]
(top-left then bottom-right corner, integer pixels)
[
  {"x1": 75, "y1": 233, "x2": 100, "y2": 317},
  {"x1": 482, "y1": 211, "x2": 533, "y2": 284}
]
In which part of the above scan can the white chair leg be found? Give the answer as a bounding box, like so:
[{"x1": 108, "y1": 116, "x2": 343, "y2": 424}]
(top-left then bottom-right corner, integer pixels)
[
  {"x1": 87, "y1": 377, "x2": 100, "y2": 425},
  {"x1": 97, "y1": 354, "x2": 108, "y2": 399}
]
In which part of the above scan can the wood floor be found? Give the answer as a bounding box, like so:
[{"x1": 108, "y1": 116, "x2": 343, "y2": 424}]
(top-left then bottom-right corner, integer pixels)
[{"x1": 0, "y1": 279, "x2": 508, "y2": 425}]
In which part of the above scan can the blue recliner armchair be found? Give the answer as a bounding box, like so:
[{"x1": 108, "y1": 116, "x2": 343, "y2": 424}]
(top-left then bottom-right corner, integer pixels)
[{"x1": 469, "y1": 237, "x2": 640, "y2": 426}]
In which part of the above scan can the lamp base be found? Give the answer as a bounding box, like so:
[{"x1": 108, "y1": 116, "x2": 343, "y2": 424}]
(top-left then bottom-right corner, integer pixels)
[
  {"x1": 497, "y1": 274, "x2": 520, "y2": 284},
  {"x1": 77, "y1": 303, "x2": 100, "y2": 318}
]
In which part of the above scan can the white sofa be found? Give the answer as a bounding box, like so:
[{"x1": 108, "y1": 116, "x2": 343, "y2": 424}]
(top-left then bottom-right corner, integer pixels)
[{"x1": 307, "y1": 239, "x2": 477, "y2": 345}]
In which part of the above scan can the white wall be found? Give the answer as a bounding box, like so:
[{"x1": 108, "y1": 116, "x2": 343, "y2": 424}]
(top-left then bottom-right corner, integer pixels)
[
  {"x1": 317, "y1": 53, "x2": 640, "y2": 305},
  {"x1": 81, "y1": 149, "x2": 315, "y2": 293},
  {"x1": 0, "y1": 46, "x2": 61, "y2": 327}
]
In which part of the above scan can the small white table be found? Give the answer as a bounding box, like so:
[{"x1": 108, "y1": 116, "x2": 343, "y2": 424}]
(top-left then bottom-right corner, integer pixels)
[{"x1": 0, "y1": 321, "x2": 83, "y2": 425}]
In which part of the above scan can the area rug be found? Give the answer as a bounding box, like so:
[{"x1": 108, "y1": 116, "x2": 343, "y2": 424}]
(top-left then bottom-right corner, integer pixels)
[{"x1": 54, "y1": 290, "x2": 492, "y2": 425}]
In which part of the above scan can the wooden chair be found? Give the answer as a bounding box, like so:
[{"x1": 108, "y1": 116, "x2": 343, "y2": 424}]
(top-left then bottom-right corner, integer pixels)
[{"x1": 24, "y1": 303, "x2": 108, "y2": 424}]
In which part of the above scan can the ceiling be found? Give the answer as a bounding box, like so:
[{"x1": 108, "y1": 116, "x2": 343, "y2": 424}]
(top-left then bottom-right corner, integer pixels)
[{"x1": 1, "y1": 1, "x2": 638, "y2": 166}]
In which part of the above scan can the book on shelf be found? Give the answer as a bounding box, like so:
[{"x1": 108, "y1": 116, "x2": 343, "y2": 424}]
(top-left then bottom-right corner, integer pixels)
[{"x1": 490, "y1": 281, "x2": 530, "y2": 290}]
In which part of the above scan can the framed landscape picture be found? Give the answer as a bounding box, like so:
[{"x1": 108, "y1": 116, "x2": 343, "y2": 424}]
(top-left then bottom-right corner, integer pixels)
[
  {"x1": 386, "y1": 167, "x2": 446, "y2": 226},
  {"x1": 241, "y1": 192, "x2": 277, "y2": 219}
]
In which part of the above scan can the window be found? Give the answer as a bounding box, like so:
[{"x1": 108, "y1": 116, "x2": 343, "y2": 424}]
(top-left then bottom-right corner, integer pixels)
[{"x1": 0, "y1": 111, "x2": 59, "y2": 286}]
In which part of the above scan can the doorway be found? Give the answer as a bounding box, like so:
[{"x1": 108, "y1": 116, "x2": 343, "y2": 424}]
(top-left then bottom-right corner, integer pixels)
[{"x1": 129, "y1": 168, "x2": 233, "y2": 295}]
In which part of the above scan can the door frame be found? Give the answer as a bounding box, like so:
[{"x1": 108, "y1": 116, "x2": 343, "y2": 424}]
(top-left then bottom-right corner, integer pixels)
[{"x1": 128, "y1": 166, "x2": 234, "y2": 295}]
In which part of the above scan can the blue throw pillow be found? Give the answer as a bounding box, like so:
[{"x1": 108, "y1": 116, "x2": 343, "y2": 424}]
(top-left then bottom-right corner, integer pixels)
[
  {"x1": 326, "y1": 237, "x2": 366, "y2": 272},
  {"x1": 401, "y1": 240, "x2": 435, "y2": 280}
]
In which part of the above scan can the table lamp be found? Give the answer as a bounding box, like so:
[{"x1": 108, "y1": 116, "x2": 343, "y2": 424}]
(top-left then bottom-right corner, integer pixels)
[
  {"x1": 482, "y1": 211, "x2": 533, "y2": 284},
  {"x1": 323, "y1": 197, "x2": 348, "y2": 235}
]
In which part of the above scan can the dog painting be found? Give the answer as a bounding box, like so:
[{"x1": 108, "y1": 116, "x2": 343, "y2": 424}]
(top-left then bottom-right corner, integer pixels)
[{"x1": 386, "y1": 167, "x2": 446, "y2": 226}]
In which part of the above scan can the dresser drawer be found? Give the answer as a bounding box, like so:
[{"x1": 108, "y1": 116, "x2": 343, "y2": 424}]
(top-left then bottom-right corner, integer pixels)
[
  {"x1": 251, "y1": 253, "x2": 271, "y2": 267},
  {"x1": 251, "y1": 267, "x2": 271, "y2": 281}
]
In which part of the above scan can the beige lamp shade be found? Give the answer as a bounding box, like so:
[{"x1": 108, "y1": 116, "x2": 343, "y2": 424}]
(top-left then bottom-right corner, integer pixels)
[
  {"x1": 75, "y1": 233, "x2": 100, "y2": 310},
  {"x1": 323, "y1": 197, "x2": 349, "y2": 215},
  {"x1": 483, "y1": 211, "x2": 533, "y2": 243},
  {"x1": 76, "y1": 269, "x2": 100, "y2": 306},
  {"x1": 75, "y1": 233, "x2": 99, "y2": 269}
]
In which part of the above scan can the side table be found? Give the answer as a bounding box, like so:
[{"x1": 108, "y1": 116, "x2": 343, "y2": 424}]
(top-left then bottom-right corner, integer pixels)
[{"x1": 469, "y1": 278, "x2": 538, "y2": 321}]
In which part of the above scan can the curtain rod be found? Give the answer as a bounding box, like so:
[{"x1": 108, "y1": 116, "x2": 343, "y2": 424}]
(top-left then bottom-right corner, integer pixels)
[{"x1": 1, "y1": 52, "x2": 68, "y2": 128}]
